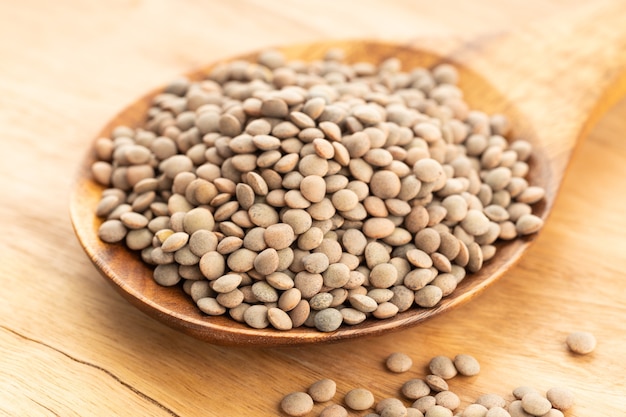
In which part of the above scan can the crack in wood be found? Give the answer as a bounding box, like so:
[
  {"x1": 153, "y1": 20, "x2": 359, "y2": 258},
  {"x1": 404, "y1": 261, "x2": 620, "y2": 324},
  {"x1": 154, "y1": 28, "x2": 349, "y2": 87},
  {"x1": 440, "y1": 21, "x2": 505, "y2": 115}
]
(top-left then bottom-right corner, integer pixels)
[
  {"x1": 1, "y1": 325, "x2": 181, "y2": 417},
  {"x1": 25, "y1": 395, "x2": 61, "y2": 417}
]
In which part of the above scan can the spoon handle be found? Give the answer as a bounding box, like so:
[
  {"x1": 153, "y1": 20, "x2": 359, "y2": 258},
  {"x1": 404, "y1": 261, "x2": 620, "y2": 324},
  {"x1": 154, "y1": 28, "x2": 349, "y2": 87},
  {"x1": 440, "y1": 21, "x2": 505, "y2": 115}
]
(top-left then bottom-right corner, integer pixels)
[{"x1": 416, "y1": 0, "x2": 626, "y2": 196}]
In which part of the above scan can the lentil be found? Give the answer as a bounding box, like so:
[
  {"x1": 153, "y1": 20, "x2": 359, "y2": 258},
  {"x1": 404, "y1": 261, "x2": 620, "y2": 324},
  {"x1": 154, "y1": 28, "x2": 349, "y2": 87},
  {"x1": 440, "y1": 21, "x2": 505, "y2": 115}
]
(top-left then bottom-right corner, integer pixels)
[
  {"x1": 345, "y1": 388, "x2": 375, "y2": 411},
  {"x1": 484, "y1": 407, "x2": 510, "y2": 417},
  {"x1": 566, "y1": 331, "x2": 596, "y2": 354},
  {"x1": 545, "y1": 387, "x2": 574, "y2": 411},
  {"x1": 412, "y1": 396, "x2": 436, "y2": 414},
  {"x1": 308, "y1": 378, "x2": 337, "y2": 403},
  {"x1": 402, "y1": 379, "x2": 431, "y2": 400},
  {"x1": 425, "y1": 375, "x2": 448, "y2": 392},
  {"x1": 381, "y1": 403, "x2": 409, "y2": 417},
  {"x1": 386, "y1": 352, "x2": 413, "y2": 373},
  {"x1": 414, "y1": 285, "x2": 443, "y2": 308},
  {"x1": 475, "y1": 394, "x2": 506, "y2": 409},
  {"x1": 243, "y1": 304, "x2": 269, "y2": 329},
  {"x1": 508, "y1": 401, "x2": 534, "y2": 417},
  {"x1": 281, "y1": 392, "x2": 314, "y2": 416},
  {"x1": 267, "y1": 307, "x2": 293, "y2": 330},
  {"x1": 341, "y1": 307, "x2": 366, "y2": 325},
  {"x1": 435, "y1": 391, "x2": 460, "y2": 411},
  {"x1": 512, "y1": 386, "x2": 538, "y2": 401},
  {"x1": 453, "y1": 354, "x2": 480, "y2": 376},
  {"x1": 520, "y1": 393, "x2": 551, "y2": 416},
  {"x1": 429, "y1": 356, "x2": 458, "y2": 380},
  {"x1": 540, "y1": 410, "x2": 564, "y2": 417},
  {"x1": 425, "y1": 405, "x2": 453, "y2": 417},
  {"x1": 314, "y1": 307, "x2": 343, "y2": 331},
  {"x1": 196, "y1": 297, "x2": 225, "y2": 315},
  {"x1": 320, "y1": 404, "x2": 348, "y2": 417},
  {"x1": 98, "y1": 219, "x2": 128, "y2": 243},
  {"x1": 462, "y1": 404, "x2": 488, "y2": 417}
]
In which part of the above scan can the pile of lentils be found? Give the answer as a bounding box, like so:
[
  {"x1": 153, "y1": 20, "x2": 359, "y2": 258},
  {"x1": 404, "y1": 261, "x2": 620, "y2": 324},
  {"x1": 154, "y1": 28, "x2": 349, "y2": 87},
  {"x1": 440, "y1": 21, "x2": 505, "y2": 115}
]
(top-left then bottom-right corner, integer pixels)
[
  {"x1": 92, "y1": 48, "x2": 545, "y2": 332},
  {"x1": 281, "y1": 351, "x2": 577, "y2": 417}
]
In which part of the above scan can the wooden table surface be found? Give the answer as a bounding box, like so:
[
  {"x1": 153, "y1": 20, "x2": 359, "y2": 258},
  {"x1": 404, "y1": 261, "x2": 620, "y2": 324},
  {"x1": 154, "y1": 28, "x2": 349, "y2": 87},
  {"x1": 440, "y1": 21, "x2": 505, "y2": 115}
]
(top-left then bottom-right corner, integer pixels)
[{"x1": 2, "y1": 1, "x2": 625, "y2": 416}]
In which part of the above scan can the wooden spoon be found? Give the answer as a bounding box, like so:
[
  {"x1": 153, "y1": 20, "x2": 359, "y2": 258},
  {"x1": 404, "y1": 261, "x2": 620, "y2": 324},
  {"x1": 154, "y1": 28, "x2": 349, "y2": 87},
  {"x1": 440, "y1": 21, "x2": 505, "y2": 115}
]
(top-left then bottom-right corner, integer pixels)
[{"x1": 70, "y1": 1, "x2": 626, "y2": 346}]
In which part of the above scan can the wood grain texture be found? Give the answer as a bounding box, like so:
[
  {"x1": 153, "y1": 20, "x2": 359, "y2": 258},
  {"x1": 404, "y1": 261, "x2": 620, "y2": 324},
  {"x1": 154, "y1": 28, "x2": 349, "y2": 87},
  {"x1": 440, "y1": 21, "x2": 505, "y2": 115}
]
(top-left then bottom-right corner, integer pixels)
[{"x1": 2, "y1": 0, "x2": 626, "y2": 415}]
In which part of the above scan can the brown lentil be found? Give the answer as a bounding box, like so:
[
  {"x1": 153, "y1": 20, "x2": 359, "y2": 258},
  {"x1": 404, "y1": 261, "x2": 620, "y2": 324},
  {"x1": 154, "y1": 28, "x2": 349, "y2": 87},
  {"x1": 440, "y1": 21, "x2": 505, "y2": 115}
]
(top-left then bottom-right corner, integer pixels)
[
  {"x1": 380, "y1": 402, "x2": 409, "y2": 417},
  {"x1": 386, "y1": 352, "x2": 413, "y2": 373},
  {"x1": 545, "y1": 387, "x2": 574, "y2": 411},
  {"x1": 566, "y1": 331, "x2": 596, "y2": 354},
  {"x1": 267, "y1": 307, "x2": 293, "y2": 330},
  {"x1": 98, "y1": 220, "x2": 128, "y2": 243},
  {"x1": 475, "y1": 394, "x2": 506, "y2": 409},
  {"x1": 508, "y1": 401, "x2": 533, "y2": 417},
  {"x1": 453, "y1": 354, "x2": 480, "y2": 376},
  {"x1": 196, "y1": 297, "x2": 226, "y2": 315},
  {"x1": 521, "y1": 393, "x2": 551, "y2": 416},
  {"x1": 435, "y1": 391, "x2": 460, "y2": 411},
  {"x1": 412, "y1": 395, "x2": 436, "y2": 414},
  {"x1": 425, "y1": 374, "x2": 448, "y2": 392},
  {"x1": 461, "y1": 404, "x2": 488, "y2": 417},
  {"x1": 344, "y1": 388, "x2": 375, "y2": 411},
  {"x1": 429, "y1": 356, "x2": 458, "y2": 380},
  {"x1": 308, "y1": 378, "x2": 337, "y2": 403},
  {"x1": 425, "y1": 405, "x2": 453, "y2": 417},
  {"x1": 320, "y1": 404, "x2": 348, "y2": 417},
  {"x1": 402, "y1": 378, "x2": 431, "y2": 400},
  {"x1": 484, "y1": 407, "x2": 510, "y2": 417},
  {"x1": 281, "y1": 392, "x2": 314, "y2": 416},
  {"x1": 243, "y1": 304, "x2": 269, "y2": 328},
  {"x1": 512, "y1": 386, "x2": 538, "y2": 401},
  {"x1": 538, "y1": 410, "x2": 563, "y2": 417}
]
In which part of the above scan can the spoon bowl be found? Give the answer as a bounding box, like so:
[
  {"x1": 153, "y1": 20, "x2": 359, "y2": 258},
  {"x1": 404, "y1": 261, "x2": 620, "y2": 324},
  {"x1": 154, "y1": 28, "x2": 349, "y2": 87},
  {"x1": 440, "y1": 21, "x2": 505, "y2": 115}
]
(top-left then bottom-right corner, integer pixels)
[{"x1": 70, "y1": 21, "x2": 626, "y2": 346}]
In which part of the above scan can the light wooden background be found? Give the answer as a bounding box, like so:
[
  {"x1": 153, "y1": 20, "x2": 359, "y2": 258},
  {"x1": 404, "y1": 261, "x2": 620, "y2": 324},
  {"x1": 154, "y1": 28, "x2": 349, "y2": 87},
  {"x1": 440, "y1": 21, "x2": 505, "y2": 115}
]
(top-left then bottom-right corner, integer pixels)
[{"x1": 1, "y1": 1, "x2": 625, "y2": 416}]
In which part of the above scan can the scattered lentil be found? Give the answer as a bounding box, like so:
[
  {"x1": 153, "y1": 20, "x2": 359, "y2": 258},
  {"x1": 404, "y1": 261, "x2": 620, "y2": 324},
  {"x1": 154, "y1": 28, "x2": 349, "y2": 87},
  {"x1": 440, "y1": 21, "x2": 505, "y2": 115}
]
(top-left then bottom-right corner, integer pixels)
[
  {"x1": 281, "y1": 392, "x2": 314, "y2": 416},
  {"x1": 320, "y1": 404, "x2": 349, "y2": 417},
  {"x1": 508, "y1": 400, "x2": 533, "y2": 417},
  {"x1": 512, "y1": 386, "x2": 538, "y2": 401},
  {"x1": 344, "y1": 388, "x2": 375, "y2": 411},
  {"x1": 425, "y1": 405, "x2": 453, "y2": 417},
  {"x1": 453, "y1": 354, "x2": 480, "y2": 376},
  {"x1": 475, "y1": 394, "x2": 506, "y2": 410},
  {"x1": 413, "y1": 396, "x2": 437, "y2": 414},
  {"x1": 462, "y1": 404, "x2": 488, "y2": 417},
  {"x1": 545, "y1": 386, "x2": 574, "y2": 411},
  {"x1": 425, "y1": 375, "x2": 448, "y2": 392},
  {"x1": 376, "y1": 398, "x2": 406, "y2": 415},
  {"x1": 435, "y1": 391, "x2": 460, "y2": 411},
  {"x1": 380, "y1": 402, "x2": 409, "y2": 417},
  {"x1": 402, "y1": 379, "x2": 431, "y2": 400},
  {"x1": 484, "y1": 407, "x2": 510, "y2": 417},
  {"x1": 540, "y1": 410, "x2": 564, "y2": 417},
  {"x1": 520, "y1": 393, "x2": 552, "y2": 416},
  {"x1": 566, "y1": 331, "x2": 596, "y2": 354},
  {"x1": 308, "y1": 378, "x2": 337, "y2": 403},
  {"x1": 386, "y1": 352, "x2": 413, "y2": 373}
]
